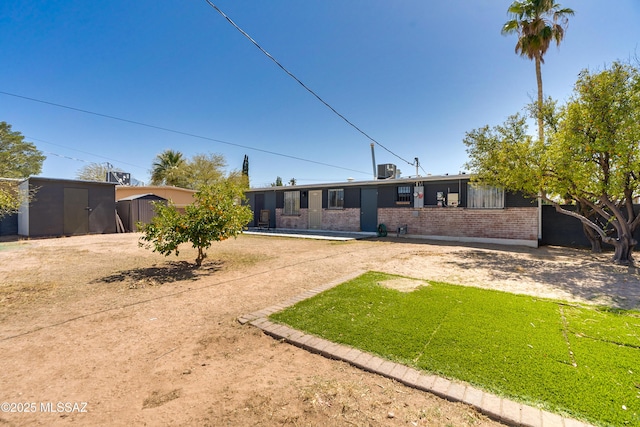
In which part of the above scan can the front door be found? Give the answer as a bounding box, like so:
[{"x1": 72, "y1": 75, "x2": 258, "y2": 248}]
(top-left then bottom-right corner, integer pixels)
[
  {"x1": 308, "y1": 190, "x2": 322, "y2": 229},
  {"x1": 360, "y1": 187, "x2": 378, "y2": 232}
]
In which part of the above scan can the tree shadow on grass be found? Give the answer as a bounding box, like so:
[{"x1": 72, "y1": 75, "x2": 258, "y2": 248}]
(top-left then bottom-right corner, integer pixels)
[{"x1": 93, "y1": 260, "x2": 224, "y2": 286}]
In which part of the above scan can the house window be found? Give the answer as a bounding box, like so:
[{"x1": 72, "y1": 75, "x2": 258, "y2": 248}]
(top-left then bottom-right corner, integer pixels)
[
  {"x1": 397, "y1": 186, "x2": 411, "y2": 203},
  {"x1": 467, "y1": 185, "x2": 504, "y2": 209},
  {"x1": 283, "y1": 191, "x2": 300, "y2": 215},
  {"x1": 328, "y1": 189, "x2": 344, "y2": 209}
]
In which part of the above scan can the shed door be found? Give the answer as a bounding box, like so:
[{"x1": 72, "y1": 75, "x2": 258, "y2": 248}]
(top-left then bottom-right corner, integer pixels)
[
  {"x1": 360, "y1": 188, "x2": 378, "y2": 232},
  {"x1": 308, "y1": 190, "x2": 322, "y2": 229},
  {"x1": 64, "y1": 188, "x2": 89, "y2": 235}
]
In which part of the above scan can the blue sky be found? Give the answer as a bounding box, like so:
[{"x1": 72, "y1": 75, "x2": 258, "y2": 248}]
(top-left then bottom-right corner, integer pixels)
[{"x1": 1, "y1": 1, "x2": 639, "y2": 188}]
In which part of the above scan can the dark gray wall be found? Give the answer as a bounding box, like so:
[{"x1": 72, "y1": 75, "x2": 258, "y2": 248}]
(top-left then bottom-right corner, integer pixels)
[
  {"x1": 21, "y1": 178, "x2": 116, "y2": 237},
  {"x1": 0, "y1": 213, "x2": 18, "y2": 236}
]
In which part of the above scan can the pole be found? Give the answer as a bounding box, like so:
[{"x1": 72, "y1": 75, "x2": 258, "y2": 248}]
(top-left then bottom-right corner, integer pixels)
[{"x1": 371, "y1": 143, "x2": 377, "y2": 179}]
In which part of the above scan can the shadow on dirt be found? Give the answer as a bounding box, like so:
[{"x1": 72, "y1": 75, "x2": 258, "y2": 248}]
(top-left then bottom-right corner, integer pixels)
[
  {"x1": 94, "y1": 260, "x2": 224, "y2": 285},
  {"x1": 445, "y1": 249, "x2": 640, "y2": 310}
]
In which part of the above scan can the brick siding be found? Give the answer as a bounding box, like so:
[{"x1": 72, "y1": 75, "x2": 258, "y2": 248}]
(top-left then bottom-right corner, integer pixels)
[
  {"x1": 273, "y1": 206, "x2": 538, "y2": 244},
  {"x1": 321, "y1": 208, "x2": 360, "y2": 232},
  {"x1": 378, "y1": 207, "x2": 538, "y2": 241},
  {"x1": 276, "y1": 208, "x2": 309, "y2": 229}
]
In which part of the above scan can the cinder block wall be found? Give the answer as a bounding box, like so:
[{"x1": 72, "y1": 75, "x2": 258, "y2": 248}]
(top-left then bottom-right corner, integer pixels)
[{"x1": 377, "y1": 207, "x2": 538, "y2": 241}]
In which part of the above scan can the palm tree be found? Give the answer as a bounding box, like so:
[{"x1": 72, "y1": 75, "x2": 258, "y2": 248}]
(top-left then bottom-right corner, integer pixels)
[
  {"x1": 150, "y1": 149, "x2": 187, "y2": 187},
  {"x1": 502, "y1": 0, "x2": 574, "y2": 143}
]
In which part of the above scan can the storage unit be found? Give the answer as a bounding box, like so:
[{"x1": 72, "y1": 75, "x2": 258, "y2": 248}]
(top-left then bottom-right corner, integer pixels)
[
  {"x1": 18, "y1": 177, "x2": 117, "y2": 237},
  {"x1": 116, "y1": 194, "x2": 167, "y2": 232}
]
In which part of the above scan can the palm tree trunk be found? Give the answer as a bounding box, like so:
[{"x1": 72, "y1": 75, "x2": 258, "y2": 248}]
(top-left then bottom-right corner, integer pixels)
[{"x1": 535, "y1": 55, "x2": 544, "y2": 143}]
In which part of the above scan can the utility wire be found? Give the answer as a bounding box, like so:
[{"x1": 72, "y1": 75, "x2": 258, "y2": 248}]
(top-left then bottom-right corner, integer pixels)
[
  {"x1": 202, "y1": 0, "x2": 417, "y2": 168},
  {"x1": 29, "y1": 136, "x2": 147, "y2": 171},
  {"x1": 0, "y1": 90, "x2": 369, "y2": 176}
]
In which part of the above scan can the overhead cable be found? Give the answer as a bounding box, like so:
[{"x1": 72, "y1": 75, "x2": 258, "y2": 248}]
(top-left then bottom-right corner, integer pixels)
[
  {"x1": 202, "y1": 0, "x2": 416, "y2": 168},
  {"x1": 0, "y1": 90, "x2": 369, "y2": 176}
]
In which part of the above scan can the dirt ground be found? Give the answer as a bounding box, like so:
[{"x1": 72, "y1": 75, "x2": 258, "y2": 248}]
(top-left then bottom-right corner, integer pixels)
[{"x1": 1, "y1": 232, "x2": 638, "y2": 426}]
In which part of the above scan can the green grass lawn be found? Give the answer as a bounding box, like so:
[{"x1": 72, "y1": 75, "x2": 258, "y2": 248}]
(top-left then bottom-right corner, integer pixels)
[{"x1": 269, "y1": 271, "x2": 640, "y2": 427}]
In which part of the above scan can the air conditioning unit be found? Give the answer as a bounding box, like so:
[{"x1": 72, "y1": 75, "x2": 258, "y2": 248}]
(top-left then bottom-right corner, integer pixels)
[
  {"x1": 447, "y1": 193, "x2": 459, "y2": 207},
  {"x1": 377, "y1": 163, "x2": 397, "y2": 179},
  {"x1": 107, "y1": 171, "x2": 131, "y2": 185}
]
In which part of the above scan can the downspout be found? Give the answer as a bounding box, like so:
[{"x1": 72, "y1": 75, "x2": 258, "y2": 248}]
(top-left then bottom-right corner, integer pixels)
[{"x1": 538, "y1": 197, "x2": 542, "y2": 246}]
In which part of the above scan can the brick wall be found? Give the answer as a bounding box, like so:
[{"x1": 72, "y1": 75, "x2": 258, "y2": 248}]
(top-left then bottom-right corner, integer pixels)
[
  {"x1": 378, "y1": 207, "x2": 538, "y2": 242},
  {"x1": 274, "y1": 206, "x2": 539, "y2": 245},
  {"x1": 321, "y1": 208, "x2": 360, "y2": 232},
  {"x1": 276, "y1": 208, "x2": 360, "y2": 231},
  {"x1": 276, "y1": 208, "x2": 309, "y2": 229}
]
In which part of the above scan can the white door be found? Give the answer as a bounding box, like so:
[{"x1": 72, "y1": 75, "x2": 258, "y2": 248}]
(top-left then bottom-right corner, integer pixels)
[{"x1": 308, "y1": 190, "x2": 322, "y2": 229}]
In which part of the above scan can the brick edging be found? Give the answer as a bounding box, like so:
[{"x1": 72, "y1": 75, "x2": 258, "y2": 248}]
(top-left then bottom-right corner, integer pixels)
[{"x1": 238, "y1": 274, "x2": 596, "y2": 427}]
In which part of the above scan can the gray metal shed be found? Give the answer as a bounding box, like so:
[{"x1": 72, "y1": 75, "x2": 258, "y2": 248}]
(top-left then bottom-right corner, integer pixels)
[
  {"x1": 18, "y1": 177, "x2": 117, "y2": 237},
  {"x1": 116, "y1": 194, "x2": 167, "y2": 232}
]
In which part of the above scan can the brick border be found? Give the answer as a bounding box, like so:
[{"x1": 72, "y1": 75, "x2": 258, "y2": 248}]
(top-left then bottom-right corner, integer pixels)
[{"x1": 238, "y1": 273, "x2": 596, "y2": 427}]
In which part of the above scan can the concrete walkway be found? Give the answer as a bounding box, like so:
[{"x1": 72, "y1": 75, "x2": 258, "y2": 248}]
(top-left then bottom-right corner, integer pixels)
[
  {"x1": 244, "y1": 228, "x2": 377, "y2": 241},
  {"x1": 238, "y1": 273, "x2": 596, "y2": 427}
]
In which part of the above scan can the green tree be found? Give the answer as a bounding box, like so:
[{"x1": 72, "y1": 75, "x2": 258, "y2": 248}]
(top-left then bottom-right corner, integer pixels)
[
  {"x1": 76, "y1": 162, "x2": 123, "y2": 182},
  {"x1": 184, "y1": 153, "x2": 226, "y2": 189},
  {"x1": 464, "y1": 62, "x2": 640, "y2": 265},
  {"x1": 138, "y1": 179, "x2": 253, "y2": 266},
  {"x1": 0, "y1": 122, "x2": 45, "y2": 218},
  {"x1": 271, "y1": 176, "x2": 283, "y2": 187},
  {"x1": 0, "y1": 122, "x2": 45, "y2": 178},
  {"x1": 242, "y1": 155, "x2": 249, "y2": 178},
  {"x1": 150, "y1": 149, "x2": 187, "y2": 187},
  {"x1": 502, "y1": 0, "x2": 574, "y2": 144}
]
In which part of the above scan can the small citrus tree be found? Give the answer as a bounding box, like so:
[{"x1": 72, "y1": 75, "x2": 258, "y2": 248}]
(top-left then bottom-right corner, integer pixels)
[{"x1": 139, "y1": 180, "x2": 253, "y2": 266}]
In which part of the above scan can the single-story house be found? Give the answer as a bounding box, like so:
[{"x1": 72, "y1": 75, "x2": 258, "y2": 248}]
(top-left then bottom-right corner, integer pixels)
[
  {"x1": 18, "y1": 177, "x2": 117, "y2": 237},
  {"x1": 245, "y1": 173, "x2": 540, "y2": 248}
]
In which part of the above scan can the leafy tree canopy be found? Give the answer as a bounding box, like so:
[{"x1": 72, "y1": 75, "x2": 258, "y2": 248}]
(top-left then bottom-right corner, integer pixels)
[
  {"x1": 0, "y1": 121, "x2": 45, "y2": 178},
  {"x1": 464, "y1": 61, "x2": 640, "y2": 264},
  {"x1": 149, "y1": 150, "x2": 246, "y2": 190},
  {"x1": 150, "y1": 149, "x2": 187, "y2": 187},
  {"x1": 0, "y1": 122, "x2": 45, "y2": 218},
  {"x1": 138, "y1": 178, "x2": 253, "y2": 266}
]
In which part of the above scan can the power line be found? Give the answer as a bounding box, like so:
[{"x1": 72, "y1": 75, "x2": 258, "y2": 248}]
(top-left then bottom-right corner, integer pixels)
[
  {"x1": 202, "y1": 0, "x2": 417, "y2": 168},
  {"x1": 0, "y1": 90, "x2": 370, "y2": 176},
  {"x1": 29, "y1": 136, "x2": 147, "y2": 171}
]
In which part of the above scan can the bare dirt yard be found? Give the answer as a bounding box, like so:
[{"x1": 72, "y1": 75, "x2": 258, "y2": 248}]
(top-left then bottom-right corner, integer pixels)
[{"x1": 1, "y1": 232, "x2": 638, "y2": 426}]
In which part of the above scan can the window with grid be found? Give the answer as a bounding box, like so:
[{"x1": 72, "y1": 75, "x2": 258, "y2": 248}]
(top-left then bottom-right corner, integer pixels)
[
  {"x1": 283, "y1": 191, "x2": 300, "y2": 215},
  {"x1": 467, "y1": 185, "x2": 504, "y2": 208},
  {"x1": 328, "y1": 189, "x2": 344, "y2": 209},
  {"x1": 397, "y1": 186, "x2": 411, "y2": 203}
]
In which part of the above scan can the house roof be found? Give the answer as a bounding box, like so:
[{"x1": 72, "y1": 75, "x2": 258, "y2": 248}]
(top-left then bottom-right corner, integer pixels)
[
  {"x1": 20, "y1": 176, "x2": 117, "y2": 186},
  {"x1": 246, "y1": 173, "x2": 471, "y2": 192},
  {"x1": 117, "y1": 193, "x2": 168, "y2": 201}
]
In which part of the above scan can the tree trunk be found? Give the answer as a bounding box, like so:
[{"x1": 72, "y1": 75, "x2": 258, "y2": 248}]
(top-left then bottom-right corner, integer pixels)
[
  {"x1": 582, "y1": 224, "x2": 603, "y2": 253},
  {"x1": 535, "y1": 55, "x2": 544, "y2": 143},
  {"x1": 611, "y1": 232, "x2": 636, "y2": 265},
  {"x1": 195, "y1": 247, "x2": 206, "y2": 267}
]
